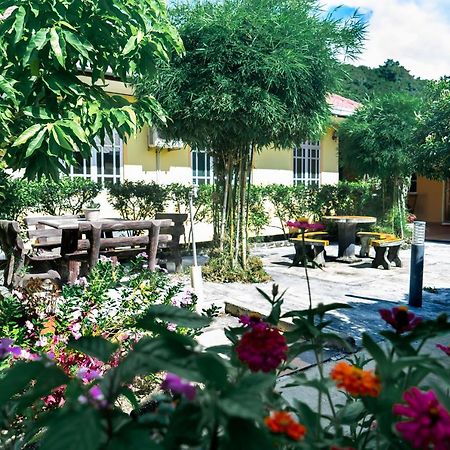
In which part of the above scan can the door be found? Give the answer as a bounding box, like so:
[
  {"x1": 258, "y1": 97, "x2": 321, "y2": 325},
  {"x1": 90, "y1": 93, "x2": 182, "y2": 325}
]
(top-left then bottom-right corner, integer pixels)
[{"x1": 445, "y1": 180, "x2": 450, "y2": 223}]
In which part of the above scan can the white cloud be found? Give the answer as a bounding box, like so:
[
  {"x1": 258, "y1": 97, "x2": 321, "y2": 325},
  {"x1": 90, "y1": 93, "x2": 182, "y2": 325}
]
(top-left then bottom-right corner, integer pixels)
[{"x1": 321, "y1": 0, "x2": 450, "y2": 79}]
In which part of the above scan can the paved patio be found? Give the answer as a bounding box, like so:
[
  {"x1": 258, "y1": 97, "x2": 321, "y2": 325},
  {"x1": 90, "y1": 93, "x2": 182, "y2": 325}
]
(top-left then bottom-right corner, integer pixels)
[{"x1": 199, "y1": 241, "x2": 450, "y2": 346}]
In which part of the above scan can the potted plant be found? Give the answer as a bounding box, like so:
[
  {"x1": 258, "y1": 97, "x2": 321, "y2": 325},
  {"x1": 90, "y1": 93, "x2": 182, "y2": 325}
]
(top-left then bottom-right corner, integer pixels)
[{"x1": 83, "y1": 201, "x2": 101, "y2": 221}]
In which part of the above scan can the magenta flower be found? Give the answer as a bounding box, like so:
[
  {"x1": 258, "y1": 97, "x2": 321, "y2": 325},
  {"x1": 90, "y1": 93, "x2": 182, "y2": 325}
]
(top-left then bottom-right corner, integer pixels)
[
  {"x1": 0, "y1": 338, "x2": 21, "y2": 359},
  {"x1": 240, "y1": 314, "x2": 266, "y2": 331},
  {"x1": 236, "y1": 321, "x2": 287, "y2": 372},
  {"x1": 393, "y1": 387, "x2": 450, "y2": 449},
  {"x1": 286, "y1": 221, "x2": 325, "y2": 231},
  {"x1": 161, "y1": 373, "x2": 196, "y2": 400},
  {"x1": 78, "y1": 385, "x2": 108, "y2": 408},
  {"x1": 77, "y1": 367, "x2": 102, "y2": 383},
  {"x1": 436, "y1": 344, "x2": 450, "y2": 356},
  {"x1": 379, "y1": 306, "x2": 422, "y2": 334}
]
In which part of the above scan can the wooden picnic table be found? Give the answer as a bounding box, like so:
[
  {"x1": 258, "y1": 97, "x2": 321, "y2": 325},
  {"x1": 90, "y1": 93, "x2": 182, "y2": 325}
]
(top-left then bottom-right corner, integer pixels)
[
  {"x1": 38, "y1": 218, "x2": 171, "y2": 282},
  {"x1": 323, "y1": 215, "x2": 377, "y2": 262}
]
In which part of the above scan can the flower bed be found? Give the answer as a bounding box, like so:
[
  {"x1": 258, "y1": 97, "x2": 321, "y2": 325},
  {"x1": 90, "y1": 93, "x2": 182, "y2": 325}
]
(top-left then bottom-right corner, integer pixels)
[{"x1": 0, "y1": 279, "x2": 449, "y2": 449}]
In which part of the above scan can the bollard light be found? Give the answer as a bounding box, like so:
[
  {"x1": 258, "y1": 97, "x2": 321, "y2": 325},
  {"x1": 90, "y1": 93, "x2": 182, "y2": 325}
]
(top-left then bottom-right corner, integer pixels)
[
  {"x1": 412, "y1": 221, "x2": 426, "y2": 245},
  {"x1": 409, "y1": 221, "x2": 426, "y2": 308}
]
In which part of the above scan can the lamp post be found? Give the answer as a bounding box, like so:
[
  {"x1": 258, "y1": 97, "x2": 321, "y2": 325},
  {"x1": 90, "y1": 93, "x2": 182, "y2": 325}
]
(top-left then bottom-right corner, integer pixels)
[
  {"x1": 189, "y1": 186, "x2": 204, "y2": 311},
  {"x1": 408, "y1": 221, "x2": 426, "y2": 307}
]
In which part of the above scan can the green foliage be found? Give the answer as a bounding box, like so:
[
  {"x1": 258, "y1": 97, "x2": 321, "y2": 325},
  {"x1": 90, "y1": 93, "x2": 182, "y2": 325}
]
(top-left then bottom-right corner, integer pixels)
[
  {"x1": 0, "y1": 286, "x2": 449, "y2": 449},
  {"x1": 202, "y1": 250, "x2": 271, "y2": 283},
  {"x1": 0, "y1": 174, "x2": 101, "y2": 219},
  {"x1": 108, "y1": 181, "x2": 168, "y2": 220},
  {"x1": 136, "y1": 0, "x2": 365, "y2": 269},
  {"x1": 415, "y1": 78, "x2": 450, "y2": 180},
  {"x1": 0, "y1": 0, "x2": 183, "y2": 178},
  {"x1": 30, "y1": 177, "x2": 101, "y2": 216},
  {"x1": 337, "y1": 60, "x2": 427, "y2": 102}
]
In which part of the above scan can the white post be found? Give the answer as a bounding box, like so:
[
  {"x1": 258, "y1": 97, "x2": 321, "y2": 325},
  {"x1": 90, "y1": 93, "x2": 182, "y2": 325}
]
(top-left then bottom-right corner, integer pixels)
[{"x1": 189, "y1": 186, "x2": 204, "y2": 311}]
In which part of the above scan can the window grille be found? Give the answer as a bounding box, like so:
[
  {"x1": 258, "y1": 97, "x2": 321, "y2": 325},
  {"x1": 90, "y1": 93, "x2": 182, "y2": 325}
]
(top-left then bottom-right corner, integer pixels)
[
  {"x1": 192, "y1": 149, "x2": 214, "y2": 185},
  {"x1": 69, "y1": 130, "x2": 123, "y2": 186},
  {"x1": 293, "y1": 141, "x2": 320, "y2": 186}
]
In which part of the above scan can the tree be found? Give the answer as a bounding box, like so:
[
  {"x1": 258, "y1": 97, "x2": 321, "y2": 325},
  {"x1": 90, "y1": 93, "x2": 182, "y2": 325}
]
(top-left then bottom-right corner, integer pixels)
[
  {"x1": 415, "y1": 78, "x2": 450, "y2": 180},
  {"x1": 0, "y1": 0, "x2": 182, "y2": 178},
  {"x1": 339, "y1": 94, "x2": 420, "y2": 236},
  {"x1": 137, "y1": 0, "x2": 365, "y2": 272},
  {"x1": 337, "y1": 60, "x2": 426, "y2": 102}
]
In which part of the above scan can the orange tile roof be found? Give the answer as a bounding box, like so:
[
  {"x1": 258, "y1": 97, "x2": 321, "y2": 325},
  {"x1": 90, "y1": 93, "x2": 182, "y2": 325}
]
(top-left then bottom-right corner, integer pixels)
[{"x1": 327, "y1": 93, "x2": 362, "y2": 117}]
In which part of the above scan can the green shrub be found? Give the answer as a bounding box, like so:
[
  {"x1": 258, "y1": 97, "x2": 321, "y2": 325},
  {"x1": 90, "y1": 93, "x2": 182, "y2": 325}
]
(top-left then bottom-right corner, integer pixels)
[
  {"x1": 108, "y1": 181, "x2": 169, "y2": 220},
  {"x1": 0, "y1": 171, "x2": 36, "y2": 220},
  {"x1": 29, "y1": 177, "x2": 102, "y2": 216},
  {"x1": 202, "y1": 249, "x2": 271, "y2": 283},
  {"x1": 247, "y1": 185, "x2": 271, "y2": 235}
]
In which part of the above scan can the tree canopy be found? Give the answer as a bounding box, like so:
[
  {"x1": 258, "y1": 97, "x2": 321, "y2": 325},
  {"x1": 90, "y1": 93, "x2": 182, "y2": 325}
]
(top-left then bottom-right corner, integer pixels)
[
  {"x1": 415, "y1": 78, "x2": 450, "y2": 180},
  {"x1": 0, "y1": 0, "x2": 182, "y2": 178},
  {"x1": 140, "y1": 0, "x2": 366, "y2": 153},
  {"x1": 336, "y1": 60, "x2": 426, "y2": 102}
]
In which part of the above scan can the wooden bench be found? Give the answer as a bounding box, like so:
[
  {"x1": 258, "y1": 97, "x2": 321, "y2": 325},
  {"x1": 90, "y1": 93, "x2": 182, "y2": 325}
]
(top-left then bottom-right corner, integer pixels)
[
  {"x1": 56, "y1": 219, "x2": 172, "y2": 282},
  {"x1": 290, "y1": 237, "x2": 329, "y2": 268},
  {"x1": 0, "y1": 220, "x2": 61, "y2": 287},
  {"x1": 155, "y1": 213, "x2": 188, "y2": 272},
  {"x1": 371, "y1": 237, "x2": 403, "y2": 270},
  {"x1": 356, "y1": 231, "x2": 389, "y2": 257},
  {"x1": 25, "y1": 215, "x2": 80, "y2": 250}
]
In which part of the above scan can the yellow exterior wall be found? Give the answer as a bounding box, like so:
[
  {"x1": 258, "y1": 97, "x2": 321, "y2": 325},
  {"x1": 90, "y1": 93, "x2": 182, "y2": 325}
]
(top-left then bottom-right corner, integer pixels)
[
  {"x1": 415, "y1": 177, "x2": 444, "y2": 223},
  {"x1": 320, "y1": 127, "x2": 339, "y2": 185}
]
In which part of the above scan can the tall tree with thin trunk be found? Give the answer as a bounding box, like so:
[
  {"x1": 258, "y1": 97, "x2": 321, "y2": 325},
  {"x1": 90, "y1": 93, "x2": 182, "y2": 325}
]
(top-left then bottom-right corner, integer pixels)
[
  {"x1": 137, "y1": 0, "x2": 365, "y2": 271},
  {"x1": 339, "y1": 94, "x2": 420, "y2": 236}
]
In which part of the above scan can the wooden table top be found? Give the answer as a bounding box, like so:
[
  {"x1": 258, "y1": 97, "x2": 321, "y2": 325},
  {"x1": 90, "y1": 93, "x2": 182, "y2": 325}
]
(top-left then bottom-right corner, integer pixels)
[
  {"x1": 38, "y1": 218, "x2": 171, "y2": 232},
  {"x1": 323, "y1": 215, "x2": 377, "y2": 224}
]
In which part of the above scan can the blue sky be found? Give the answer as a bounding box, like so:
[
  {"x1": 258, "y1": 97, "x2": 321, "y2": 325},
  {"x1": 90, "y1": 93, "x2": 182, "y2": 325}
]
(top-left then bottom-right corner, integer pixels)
[{"x1": 321, "y1": 0, "x2": 450, "y2": 79}]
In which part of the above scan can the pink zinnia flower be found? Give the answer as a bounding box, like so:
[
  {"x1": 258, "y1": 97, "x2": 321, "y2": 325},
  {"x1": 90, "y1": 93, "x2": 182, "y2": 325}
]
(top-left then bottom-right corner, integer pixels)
[
  {"x1": 236, "y1": 321, "x2": 287, "y2": 372},
  {"x1": 393, "y1": 387, "x2": 450, "y2": 449},
  {"x1": 379, "y1": 306, "x2": 422, "y2": 334},
  {"x1": 286, "y1": 221, "x2": 325, "y2": 231},
  {"x1": 436, "y1": 344, "x2": 450, "y2": 356},
  {"x1": 77, "y1": 367, "x2": 102, "y2": 383},
  {"x1": 161, "y1": 373, "x2": 196, "y2": 400}
]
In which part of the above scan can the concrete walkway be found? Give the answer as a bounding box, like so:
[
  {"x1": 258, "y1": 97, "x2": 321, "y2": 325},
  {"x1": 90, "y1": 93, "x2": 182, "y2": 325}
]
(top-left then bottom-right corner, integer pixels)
[{"x1": 197, "y1": 241, "x2": 450, "y2": 346}]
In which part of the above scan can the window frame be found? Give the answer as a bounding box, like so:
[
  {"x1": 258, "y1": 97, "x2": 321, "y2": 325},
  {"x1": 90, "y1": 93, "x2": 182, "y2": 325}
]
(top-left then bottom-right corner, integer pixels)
[
  {"x1": 293, "y1": 140, "x2": 321, "y2": 186},
  {"x1": 191, "y1": 149, "x2": 214, "y2": 185}
]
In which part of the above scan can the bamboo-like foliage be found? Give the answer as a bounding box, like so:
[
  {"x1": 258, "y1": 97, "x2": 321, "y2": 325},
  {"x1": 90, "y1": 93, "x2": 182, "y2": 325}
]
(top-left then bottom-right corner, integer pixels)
[
  {"x1": 137, "y1": 0, "x2": 366, "y2": 268},
  {"x1": 339, "y1": 94, "x2": 421, "y2": 237}
]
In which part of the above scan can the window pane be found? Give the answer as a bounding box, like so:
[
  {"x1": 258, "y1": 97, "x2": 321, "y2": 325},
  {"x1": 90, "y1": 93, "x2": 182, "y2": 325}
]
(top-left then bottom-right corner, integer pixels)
[{"x1": 103, "y1": 149, "x2": 114, "y2": 176}]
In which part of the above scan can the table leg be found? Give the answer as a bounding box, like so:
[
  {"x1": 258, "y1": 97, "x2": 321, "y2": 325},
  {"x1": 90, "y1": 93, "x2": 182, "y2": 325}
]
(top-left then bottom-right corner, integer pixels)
[{"x1": 337, "y1": 223, "x2": 360, "y2": 262}]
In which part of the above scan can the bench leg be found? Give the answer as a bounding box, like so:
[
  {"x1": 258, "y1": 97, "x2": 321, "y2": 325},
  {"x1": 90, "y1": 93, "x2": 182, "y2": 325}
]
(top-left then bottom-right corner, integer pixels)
[
  {"x1": 293, "y1": 243, "x2": 311, "y2": 267},
  {"x1": 313, "y1": 246, "x2": 326, "y2": 267},
  {"x1": 173, "y1": 248, "x2": 183, "y2": 273},
  {"x1": 372, "y1": 247, "x2": 391, "y2": 270},
  {"x1": 359, "y1": 236, "x2": 371, "y2": 257},
  {"x1": 387, "y1": 246, "x2": 402, "y2": 267}
]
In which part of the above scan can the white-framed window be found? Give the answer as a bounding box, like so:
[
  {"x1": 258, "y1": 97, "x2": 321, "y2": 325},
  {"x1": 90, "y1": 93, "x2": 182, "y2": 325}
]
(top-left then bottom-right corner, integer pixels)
[
  {"x1": 69, "y1": 130, "x2": 123, "y2": 186},
  {"x1": 192, "y1": 149, "x2": 214, "y2": 185},
  {"x1": 293, "y1": 141, "x2": 320, "y2": 186}
]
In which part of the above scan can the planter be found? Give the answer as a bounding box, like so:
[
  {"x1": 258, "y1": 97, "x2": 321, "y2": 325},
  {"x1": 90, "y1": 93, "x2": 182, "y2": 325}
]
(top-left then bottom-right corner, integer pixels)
[{"x1": 84, "y1": 208, "x2": 100, "y2": 221}]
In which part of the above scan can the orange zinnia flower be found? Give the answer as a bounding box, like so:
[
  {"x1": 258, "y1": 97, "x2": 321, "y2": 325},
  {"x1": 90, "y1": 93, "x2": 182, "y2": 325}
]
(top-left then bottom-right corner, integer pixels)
[
  {"x1": 264, "y1": 411, "x2": 306, "y2": 441},
  {"x1": 331, "y1": 361, "x2": 381, "y2": 397}
]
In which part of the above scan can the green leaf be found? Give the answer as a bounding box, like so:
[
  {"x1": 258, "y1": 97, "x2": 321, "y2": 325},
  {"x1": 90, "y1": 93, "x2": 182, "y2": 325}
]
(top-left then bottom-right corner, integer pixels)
[
  {"x1": 137, "y1": 304, "x2": 211, "y2": 329},
  {"x1": 12, "y1": 124, "x2": 43, "y2": 147},
  {"x1": 107, "y1": 425, "x2": 162, "y2": 450},
  {"x1": 40, "y1": 408, "x2": 105, "y2": 450},
  {"x1": 338, "y1": 400, "x2": 365, "y2": 425},
  {"x1": 59, "y1": 120, "x2": 88, "y2": 142},
  {"x1": 50, "y1": 27, "x2": 65, "y2": 67},
  {"x1": 24, "y1": 28, "x2": 49, "y2": 63},
  {"x1": 52, "y1": 125, "x2": 75, "y2": 152},
  {"x1": 362, "y1": 333, "x2": 387, "y2": 367},
  {"x1": 63, "y1": 30, "x2": 93, "y2": 59},
  {"x1": 25, "y1": 127, "x2": 47, "y2": 157},
  {"x1": 123, "y1": 34, "x2": 138, "y2": 55},
  {"x1": 0, "y1": 361, "x2": 43, "y2": 404},
  {"x1": 195, "y1": 352, "x2": 228, "y2": 387},
  {"x1": 13, "y1": 6, "x2": 26, "y2": 43},
  {"x1": 68, "y1": 336, "x2": 118, "y2": 362}
]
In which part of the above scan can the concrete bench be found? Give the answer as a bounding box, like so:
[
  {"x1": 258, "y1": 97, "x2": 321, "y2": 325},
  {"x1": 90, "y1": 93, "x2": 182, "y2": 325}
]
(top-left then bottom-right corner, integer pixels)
[
  {"x1": 356, "y1": 231, "x2": 389, "y2": 257},
  {"x1": 290, "y1": 237, "x2": 329, "y2": 268},
  {"x1": 371, "y1": 238, "x2": 403, "y2": 270}
]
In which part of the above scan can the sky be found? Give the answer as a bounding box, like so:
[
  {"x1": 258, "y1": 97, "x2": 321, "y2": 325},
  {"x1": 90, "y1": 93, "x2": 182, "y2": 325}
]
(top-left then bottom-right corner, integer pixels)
[{"x1": 322, "y1": 0, "x2": 450, "y2": 80}]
